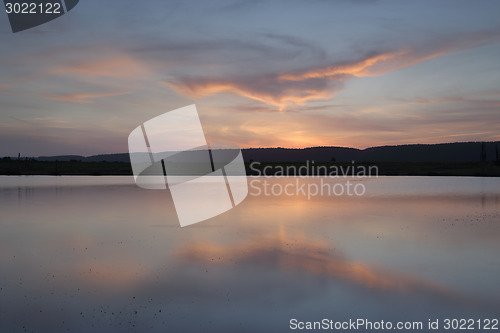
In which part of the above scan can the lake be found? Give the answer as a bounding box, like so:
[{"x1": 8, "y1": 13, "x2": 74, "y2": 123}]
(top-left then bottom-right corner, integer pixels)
[{"x1": 0, "y1": 176, "x2": 499, "y2": 332}]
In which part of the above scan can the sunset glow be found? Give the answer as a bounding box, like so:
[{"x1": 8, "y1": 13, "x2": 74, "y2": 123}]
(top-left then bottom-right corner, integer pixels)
[{"x1": 1, "y1": 1, "x2": 499, "y2": 156}]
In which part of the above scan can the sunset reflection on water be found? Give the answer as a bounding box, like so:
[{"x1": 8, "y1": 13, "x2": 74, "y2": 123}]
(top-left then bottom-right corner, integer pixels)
[{"x1": 0, "y1": 176, "x2": 499, "y2": 332}]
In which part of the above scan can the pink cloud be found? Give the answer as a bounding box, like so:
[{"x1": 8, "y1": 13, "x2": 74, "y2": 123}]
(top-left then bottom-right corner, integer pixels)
[
  {"x1": 167, "y1": 30, "x2": 500, "y2": 111},
  {"x1": 46, "y1": 91, "x2": 129, "y2": 103}
]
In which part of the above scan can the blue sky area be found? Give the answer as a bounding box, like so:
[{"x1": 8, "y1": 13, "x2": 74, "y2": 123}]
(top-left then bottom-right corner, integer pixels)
[{"x1": 0, "y1": 0, "x2": 499, "y2": 156}]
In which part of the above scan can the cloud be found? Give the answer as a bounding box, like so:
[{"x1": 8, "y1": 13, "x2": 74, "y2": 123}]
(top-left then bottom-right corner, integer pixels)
[
  {"x1": 167, "y1": 75, "x2": 340, "y2": 112},
  {"x1": 387, "y1": 94, "x2": 500, "y2": 108},
  {"x1": 0, "y1": 119, "x2": 129, "y2": 156},
  {"x1": 133, "y1": 32, "x2": 327, "y2": 78},
  {"x1": 0, "y1": 83, "x2": 13, "y2": 90},
  {"x1": 162, "y1": 52, "x2": 393, "y2": 111},
  {"x1": 52, "y1": 54, "x2": 150, "y2": 80},
  {"x1": 198, "y1": 88, "x2": 500, "y2": 149},
  {"x1": 46, "y1": 91, "x2": 129, "y2": 103},
  {"x1": 166, "y1": 29, "x2": 500, "y2": 111},
  {"x1": 177, "y1": 227, "x2": 456, "y2": 295}
]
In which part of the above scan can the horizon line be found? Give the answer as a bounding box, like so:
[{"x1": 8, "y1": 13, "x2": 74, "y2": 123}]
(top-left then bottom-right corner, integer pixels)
[{"x1": 4, "y1": 140, "x2": 499, "y2": 159}]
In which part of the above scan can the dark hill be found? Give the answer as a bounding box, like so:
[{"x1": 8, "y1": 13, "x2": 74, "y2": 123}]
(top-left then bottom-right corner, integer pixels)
[{"x1": 33, "y1": 141, "x2": 499, "y2": 163}]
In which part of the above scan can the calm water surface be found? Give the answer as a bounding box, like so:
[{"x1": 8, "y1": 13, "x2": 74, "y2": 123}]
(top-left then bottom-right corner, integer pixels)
[{"x1": 0, "y1": 176, "x2": 499, "y2": 332}]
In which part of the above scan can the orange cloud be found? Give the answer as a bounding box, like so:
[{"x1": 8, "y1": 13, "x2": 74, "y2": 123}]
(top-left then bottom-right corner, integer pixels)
[
  {"x1": 403, "y1": 95, "x2": 500, "y2": 108},
  {"x1": 167, "y1": 30, "x2": 500, "y2": 112},
  {"x1": 167, "y1": 77, "x2": 334, "y2": 112},
  {"x1": 279, "y1": 51, "x2": 408, "y2": 81},
  {"x1": 46, "y1": 91, "x2": 129, "y2": 103},
  {"x1": 165, "y1": 49, "x2": 440, "y2": 111},
  {"x1": 53, "y1": 54, "x2": 149, "y2": 80},
  {"x1": 0, "y1": 83, "x2": 13, "y2": 90},
  {"x1": 178, "y1": 228, "x2": 452, "y2": 294}
]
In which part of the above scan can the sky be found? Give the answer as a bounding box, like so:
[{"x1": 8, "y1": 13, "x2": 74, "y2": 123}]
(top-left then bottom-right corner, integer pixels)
[{"x1": 0, "y1": 0, "x2": 499, "y2": 156}]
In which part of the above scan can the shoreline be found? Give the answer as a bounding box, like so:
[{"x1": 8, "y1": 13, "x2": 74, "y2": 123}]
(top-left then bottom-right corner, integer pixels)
[{"x1": 1, "y1": 160, "x2": 499, "y2": 177}]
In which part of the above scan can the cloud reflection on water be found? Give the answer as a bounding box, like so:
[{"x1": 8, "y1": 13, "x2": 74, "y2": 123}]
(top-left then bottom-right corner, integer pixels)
[{"x1": 0, "y1": 177, "x2": 499, "y2": 332}]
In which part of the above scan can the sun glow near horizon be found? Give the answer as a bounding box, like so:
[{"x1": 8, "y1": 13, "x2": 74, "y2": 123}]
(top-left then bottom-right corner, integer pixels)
[{"x1": 0, "y1": 1, "x2": 499, "y2": 156}]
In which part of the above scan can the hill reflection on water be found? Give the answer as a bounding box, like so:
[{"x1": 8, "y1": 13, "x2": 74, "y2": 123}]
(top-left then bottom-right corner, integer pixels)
[{"x1": 0, "y1": 176, "x2": 498, "y2": 332}]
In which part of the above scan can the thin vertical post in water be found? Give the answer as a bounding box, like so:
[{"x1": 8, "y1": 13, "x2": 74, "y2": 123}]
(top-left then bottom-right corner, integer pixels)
[{"x1": 480, "y1": 142, "x2": 487, "y2": 162}]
